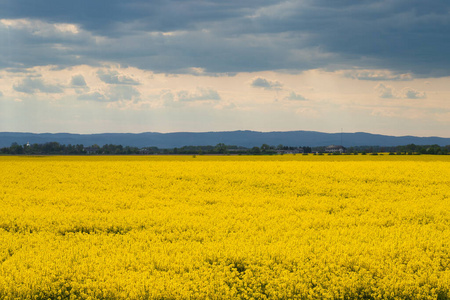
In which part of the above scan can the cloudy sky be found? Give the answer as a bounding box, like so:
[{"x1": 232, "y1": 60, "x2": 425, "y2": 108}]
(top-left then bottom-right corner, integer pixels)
[{"x1": 0, "y1": 0, "x2": 449, "y2": 137}]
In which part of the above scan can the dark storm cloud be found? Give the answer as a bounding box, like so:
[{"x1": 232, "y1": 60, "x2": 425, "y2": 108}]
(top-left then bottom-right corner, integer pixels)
[
  {"x1": 0, "y1": 20, "x2": 97, "y2": 69},
  {"x1": 0, "y1": 0, "x2": 273, "y2": 36},
  {"x1": 1, "y1": 0, "x2": 450, "y2": 76}
]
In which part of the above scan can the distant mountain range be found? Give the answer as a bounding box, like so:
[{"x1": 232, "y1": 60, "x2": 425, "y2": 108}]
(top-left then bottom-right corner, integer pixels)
[{"x1": 1, "y1": 131, "x2": 449, "y2": 148}]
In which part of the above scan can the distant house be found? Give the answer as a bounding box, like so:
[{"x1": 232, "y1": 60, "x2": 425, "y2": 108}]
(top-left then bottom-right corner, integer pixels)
[
  {"x1": 139, "y1": 148, "x2": 150, "y2": 154},
  {"x1": 276, "y1": 148, "x2": 304, "y2": 154},
  {"x1": 84, "y1": 147, "x2": 97, "y2": 154},
  {"x1": 325, "y1": 145, "x2": 346, "y2": 153}
]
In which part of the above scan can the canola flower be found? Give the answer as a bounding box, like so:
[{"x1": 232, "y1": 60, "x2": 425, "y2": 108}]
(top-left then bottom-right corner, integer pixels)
[{"x1": 0, "y1": 155, "x2": 449, "y2": 299}]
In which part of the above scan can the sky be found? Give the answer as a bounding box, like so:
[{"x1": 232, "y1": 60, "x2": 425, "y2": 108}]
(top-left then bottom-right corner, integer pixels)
[{"x1": 0, "y1": 0, "x2": 449, "y2": 137}]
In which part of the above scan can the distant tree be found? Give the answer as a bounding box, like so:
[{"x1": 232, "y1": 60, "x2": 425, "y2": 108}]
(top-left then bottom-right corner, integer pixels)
[
  {"x1": 91, "y1": 144, "x2": 101, "y2": 154},
  {"x1": 250, "y1": 146, "x2": 261, "y2": 154},
  {"x1": 261, "y1": 144, "x2": 271, "y2": 153},
  {"x1": 442, "y1": 147, "x2": 449, "y2": 155},
  {"x1": 76, "y1": 144, "x2": 84, "y2": 153},
  {"x1": 302, "y1": 146, "x2": 312, "y2": 153},
  {"x1": 10, "y1": 142, "x2": 24, "y2": 154},
  {"x1": 215, "y1": 143, "x2": 228, "y2": 154},
  {"x1": 23, "y1": 143, "x2": 32, "y2": 155}
]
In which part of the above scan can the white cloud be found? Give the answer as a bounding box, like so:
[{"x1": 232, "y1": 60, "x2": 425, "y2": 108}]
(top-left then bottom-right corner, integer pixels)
[
  {"x1": 71, "y1": 75, "x2": 87, "y2": 87},
  {"x1": 77, "y1": 92, "x2": 107, "y2": 102},
  {"x1": 78, "y1": 85, "x2": 141, "y2": 103},
  {"x1": 1, "y1": 64, "x2": 448, "y2": 137},
  {"x1": 13, "y1": 77, "x2": 63, "y2": 94},
  {"x1": 97, "y1": 70, "x2": 140, "y2": 85},
  {"x1": 375, "y1": 83, "x2": 397, "y2": 99},
  {"x1": 435, "y1": 111, "x2": 450, "y2": 123},
  {"x1": 251, "y1": 77, "x2": 283, "y2": 90},
  {"x1": 107, "y1": 85, "x2": 140, "y2": 102},
  {"x1": 343, "y1": 70, "x2": 413, "y2": 81},
  {"x1": 215, "y1": 101, "x2": 236, "y2": 110},
  {"x1": 177, "y1": 87, "x2": 221, "y2": 102},
  {"x1": 161, "y1": 91, "x2": 179, "y2": 107},
  {"x1": 403, "y1": 88, "x2": 426, "y2": 99},
  {"x1": 371, "y1": 107, "x2": 429, "y2": 120},
  {"x1": 295, "y1": 107, "x2": 319, "y2": 118},
  {"x1": 375, "y1": 84, "x2": 426, "y2": 100},
  {"x1": 284, "y1": 91, "x2": 306, "y2": 101},
  {"x1": 160, "y1": 88, "x2": 222, "y2": 108},
  {"x1": 0, "y1": 19, "x2": 80, "y2": 36}
]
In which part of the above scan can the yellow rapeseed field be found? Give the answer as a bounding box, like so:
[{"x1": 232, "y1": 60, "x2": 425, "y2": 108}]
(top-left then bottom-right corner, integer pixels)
[{"x1": 0, "y1": 155, "x2": 449, "y2": 299}]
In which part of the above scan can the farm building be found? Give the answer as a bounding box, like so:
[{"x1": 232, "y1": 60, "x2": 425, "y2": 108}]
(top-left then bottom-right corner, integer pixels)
[{"x1": 325, "y1": 145, "x2": 346, "y2": 153}]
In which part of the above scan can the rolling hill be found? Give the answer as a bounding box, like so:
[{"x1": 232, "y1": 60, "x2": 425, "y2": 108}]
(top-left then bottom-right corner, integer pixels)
[{"x1": 1, "y1": 131, "x2": 450, "y2": 148}]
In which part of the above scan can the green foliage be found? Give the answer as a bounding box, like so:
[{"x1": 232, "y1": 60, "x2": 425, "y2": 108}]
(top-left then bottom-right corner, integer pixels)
[{"x1": 2, "y1": 141, "x2": 449, "y2": 156}]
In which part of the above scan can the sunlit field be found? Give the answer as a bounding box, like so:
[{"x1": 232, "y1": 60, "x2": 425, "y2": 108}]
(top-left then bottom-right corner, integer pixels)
[{"x1": 1, "y1": 155, "x2": 449, "y2": 299}]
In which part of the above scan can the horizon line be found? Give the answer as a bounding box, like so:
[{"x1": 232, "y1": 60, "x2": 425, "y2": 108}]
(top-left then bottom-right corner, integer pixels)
[{"x1": 1, "y1": 130, "x2": 449, "y2": 139}]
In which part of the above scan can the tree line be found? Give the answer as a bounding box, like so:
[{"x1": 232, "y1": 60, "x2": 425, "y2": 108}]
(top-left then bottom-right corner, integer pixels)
[
  {"x1": 1, "y1": 142, "x2": 141, "y2": 155},
  {"x1": 1, "y1": 142, "x2": 449, "y2": 155},
  {"x1": 344, "y1": 144, "x2": 449, "y2": 155}
]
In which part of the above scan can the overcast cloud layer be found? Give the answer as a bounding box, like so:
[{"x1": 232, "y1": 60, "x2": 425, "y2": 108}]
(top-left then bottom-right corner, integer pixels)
[
  {"x1": 1, "y1": 0, "x2": 450, "y2": 76},
  {"x1": 0, "y1": 1, "x2": 449, "y2": 137}
]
